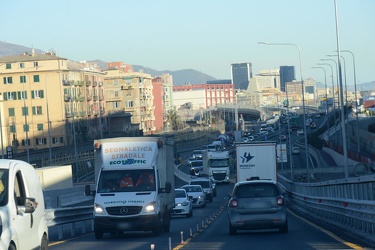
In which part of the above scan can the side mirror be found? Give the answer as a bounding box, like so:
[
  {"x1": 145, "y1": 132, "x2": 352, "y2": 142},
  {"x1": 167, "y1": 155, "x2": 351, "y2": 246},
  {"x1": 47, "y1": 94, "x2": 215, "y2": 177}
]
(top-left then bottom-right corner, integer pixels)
[
  {"x1": 17, "y1": 197, "x2": 36, "y2": 214},
  {"x1": 84, "y1": 184, "x2": 96, "y2": 196},
  {"x1": 164, "y1": 182, "x2": 172, "y2": 193}
]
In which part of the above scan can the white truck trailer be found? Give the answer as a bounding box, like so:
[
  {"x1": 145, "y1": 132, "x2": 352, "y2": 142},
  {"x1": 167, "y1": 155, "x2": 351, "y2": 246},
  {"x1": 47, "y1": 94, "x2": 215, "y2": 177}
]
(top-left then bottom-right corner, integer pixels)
[
  {"x1": 235, "y1": 141, "x2": 277, "y2": 182},
  {"x1": 85, "y1": 137, "x2": 175, "y2": 238},
  {"x1": 202, "y1": 150, "x2": 231, "y2": 183}
]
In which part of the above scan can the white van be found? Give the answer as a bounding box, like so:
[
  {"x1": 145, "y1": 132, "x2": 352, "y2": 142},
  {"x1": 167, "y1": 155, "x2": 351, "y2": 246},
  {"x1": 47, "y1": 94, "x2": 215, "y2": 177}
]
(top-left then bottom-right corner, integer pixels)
[{"x1": 0, "y1": 159, "x2": 48, "y2": 250}]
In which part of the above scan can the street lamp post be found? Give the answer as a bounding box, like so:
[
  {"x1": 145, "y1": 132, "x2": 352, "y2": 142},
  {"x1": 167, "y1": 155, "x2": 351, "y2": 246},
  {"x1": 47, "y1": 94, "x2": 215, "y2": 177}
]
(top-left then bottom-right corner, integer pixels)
[
  {"x1": 312, "y1": 67, "x2": 330, "y2": 134},
  {"x1": 258, "y1": 41, "x2": 310, "y2": 182},
  {"x1": 318, "y1": 62, "x2": 339, "y2": 143},
  {"x1": 341, "y1": 50, "x2": 360, "y2": 152}
]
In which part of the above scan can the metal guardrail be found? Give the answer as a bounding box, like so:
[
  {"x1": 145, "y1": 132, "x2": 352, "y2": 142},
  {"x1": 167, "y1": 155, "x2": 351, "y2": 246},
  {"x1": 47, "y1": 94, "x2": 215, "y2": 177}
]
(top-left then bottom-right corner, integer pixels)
[
  {"x1": 45, "y1": 206, "x2": 94, "y2": 240},
  {"x1": 278, "y1": 174, "x2": 375, "y2": 241}
]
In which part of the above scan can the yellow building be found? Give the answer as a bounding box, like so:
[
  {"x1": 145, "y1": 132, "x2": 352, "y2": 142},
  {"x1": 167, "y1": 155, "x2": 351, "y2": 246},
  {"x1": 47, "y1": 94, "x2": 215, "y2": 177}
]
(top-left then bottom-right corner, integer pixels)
[
  {"x1": 0, "y1": 50, "x2": 104, "y2": 157},
  {"x1": 103, "y1": 70, "x2": 155, "y2": 135}
]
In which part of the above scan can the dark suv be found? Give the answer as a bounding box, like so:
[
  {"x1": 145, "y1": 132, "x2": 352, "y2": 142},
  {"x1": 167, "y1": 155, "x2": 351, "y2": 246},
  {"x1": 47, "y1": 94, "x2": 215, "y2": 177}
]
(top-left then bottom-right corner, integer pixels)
[{"x1": 227, "y1": 180, "x2": 288, "y2": 234}]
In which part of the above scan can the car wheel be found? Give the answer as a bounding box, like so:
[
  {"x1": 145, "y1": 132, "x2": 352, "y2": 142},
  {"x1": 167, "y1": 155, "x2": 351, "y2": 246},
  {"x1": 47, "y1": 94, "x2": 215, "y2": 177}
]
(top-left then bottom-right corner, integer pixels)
[
  {"x1": 40, "y1": 234, "x2": 48, "y2": 250},
  {"x1": 95, "y1": 230, "x2": 104, "y2": 239},
  {"x1": 279, "y1": 221, "x2": 288, "y2": 233},
  {"x1": 162, "y1": 213, "x2": 170, "y2": 233},
  {"x1": 201, "y1": 202, "x2": 206, "y2": 208},
  {"x1": 8, "y1": 244, "x2": 16, "y2": 250},
  {"x1": 187, "y1": 209, "x2": 193, "y2": 218},
  {"x1": 152, "y1": 222, "x2": 162, "y2": 236},
  {"x1": 229, "y1": 222, "x2": 237, "y2": 235}
]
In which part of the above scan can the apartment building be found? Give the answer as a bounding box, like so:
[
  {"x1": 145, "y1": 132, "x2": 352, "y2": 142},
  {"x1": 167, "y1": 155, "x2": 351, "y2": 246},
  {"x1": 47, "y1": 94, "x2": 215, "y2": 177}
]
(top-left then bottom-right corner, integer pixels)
[
  {"x1": 103, "y1": 70, "x2": 155, "y2": 135},
  {"x1": 0, "y1": 51, "x2": 104, "y2": 157}
]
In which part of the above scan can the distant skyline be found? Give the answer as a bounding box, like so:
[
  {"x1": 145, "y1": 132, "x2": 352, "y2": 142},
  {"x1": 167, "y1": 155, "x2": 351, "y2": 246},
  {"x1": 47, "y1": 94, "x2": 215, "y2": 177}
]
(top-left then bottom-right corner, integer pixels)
[{"x1": 1, "y1": 0, "x2": 374, "y2": 85}]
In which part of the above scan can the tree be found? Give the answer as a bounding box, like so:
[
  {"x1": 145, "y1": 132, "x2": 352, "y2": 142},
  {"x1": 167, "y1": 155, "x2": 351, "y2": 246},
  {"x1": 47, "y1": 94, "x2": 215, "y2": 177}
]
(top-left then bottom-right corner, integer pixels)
[{"x1": 165, "y1": 109, "x2": 181, "y2": 131}]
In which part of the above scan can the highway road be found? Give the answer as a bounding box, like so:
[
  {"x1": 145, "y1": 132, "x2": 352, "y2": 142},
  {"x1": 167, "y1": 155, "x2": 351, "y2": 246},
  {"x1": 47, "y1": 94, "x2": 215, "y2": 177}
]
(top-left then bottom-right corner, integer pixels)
[{"x1": 48, "y1": 143, "x2": 374, "y2": 250}]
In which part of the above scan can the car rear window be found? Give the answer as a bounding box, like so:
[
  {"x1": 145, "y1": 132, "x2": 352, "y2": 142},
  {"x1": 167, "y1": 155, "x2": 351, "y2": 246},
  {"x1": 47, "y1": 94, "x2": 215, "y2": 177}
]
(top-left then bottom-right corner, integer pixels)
[
  {"x1": 191, "y1": 181, "x2": 209, "y2": 188},
  {"x1": 236, "y1": 183, "x2": 277, "y2": 198}
]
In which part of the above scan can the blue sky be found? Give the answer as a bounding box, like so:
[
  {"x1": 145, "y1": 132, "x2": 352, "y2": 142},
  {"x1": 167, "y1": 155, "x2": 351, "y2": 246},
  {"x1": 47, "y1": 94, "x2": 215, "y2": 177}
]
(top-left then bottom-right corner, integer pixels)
[{"x1": 1, "y1": 0, "x2": 374, "y2": 85}]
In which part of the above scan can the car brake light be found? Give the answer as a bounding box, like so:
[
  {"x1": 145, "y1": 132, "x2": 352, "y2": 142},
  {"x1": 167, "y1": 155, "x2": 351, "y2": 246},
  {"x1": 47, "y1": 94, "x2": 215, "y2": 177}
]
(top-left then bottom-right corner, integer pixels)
[
  {"x1": 276, "y1": 197, "x2": 284, "y2": 205},
  {"x1": 229, "y1": 198, "x2": 238, "y2": 208}
]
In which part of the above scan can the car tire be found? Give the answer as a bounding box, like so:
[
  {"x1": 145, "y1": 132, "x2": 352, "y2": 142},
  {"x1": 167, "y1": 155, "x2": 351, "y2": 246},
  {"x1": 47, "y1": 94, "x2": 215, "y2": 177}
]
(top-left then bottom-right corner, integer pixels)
[
  {"x1": 152, "y1": 222, "x2": 162, "y2": 236},
  {"x1": 201, "y1": 202, "x2": 206, "y2": 208},
  {"x1": 187, "y1": 209, "x2": 193, "y2": 218},
  {"x1": 279, "y1": 221, "x2": 288, "y2": 233},
  {"x1": 95, "y1": 230, "x2": 104, "y2": 239},
  {"x1": 40, "y1": 234, "x2": 48, "y2": 250},
  {"x1": 229, "y1": 222, "x2": 237, "y2": 235}
]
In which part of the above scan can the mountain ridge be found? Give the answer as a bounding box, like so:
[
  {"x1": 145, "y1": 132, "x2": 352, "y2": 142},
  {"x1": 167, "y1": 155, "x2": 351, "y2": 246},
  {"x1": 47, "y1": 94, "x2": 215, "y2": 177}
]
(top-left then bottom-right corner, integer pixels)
[{"x1": 0, "y1": 41, "x2": 216, "y2": 86}]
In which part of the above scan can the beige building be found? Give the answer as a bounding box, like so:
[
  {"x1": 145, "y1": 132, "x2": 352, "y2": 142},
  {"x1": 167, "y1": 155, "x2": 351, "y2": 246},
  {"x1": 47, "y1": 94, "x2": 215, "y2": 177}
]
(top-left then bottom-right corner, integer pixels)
[
  {"x1": 103, "y1": 70, "x2": 156, "y2": 135},
  {"x1": 0, "y1": 50, "x2": 104, "y2": 157}
]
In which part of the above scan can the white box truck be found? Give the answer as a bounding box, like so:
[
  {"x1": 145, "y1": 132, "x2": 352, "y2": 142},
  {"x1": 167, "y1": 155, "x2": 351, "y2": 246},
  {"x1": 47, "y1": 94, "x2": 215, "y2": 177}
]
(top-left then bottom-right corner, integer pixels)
[
  {"x1": 85, "y1": 137, "x2": 175, "y2": 238},
  {"x1": 202, "y1": 150, "x2": 231, "y2": 183},
  {"x1": 235, "y1": 141, "x2": 277, "y2": 182}
]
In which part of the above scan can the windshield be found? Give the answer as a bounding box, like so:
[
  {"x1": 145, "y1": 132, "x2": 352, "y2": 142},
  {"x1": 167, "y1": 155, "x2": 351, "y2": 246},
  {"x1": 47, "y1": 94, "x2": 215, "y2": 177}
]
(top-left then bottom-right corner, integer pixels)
[
  {"x1": 175, "y1": 190, "x2": 186, "y2": 198},
  {"x1": 191, "y1": 181, "x2": 209, "y2": 188},
  {"x1": 98, "y1": 169, "x2": 156, "y2": 193},
  {"x1": 209, "y1": 159, "x2": 229, "y2": 168},
  {"x1": 0, "y1": 170, "x2": 9, "y2": 207},
  {"x1": 191, "y1": 161, "x2": 203, "y2": 167}
]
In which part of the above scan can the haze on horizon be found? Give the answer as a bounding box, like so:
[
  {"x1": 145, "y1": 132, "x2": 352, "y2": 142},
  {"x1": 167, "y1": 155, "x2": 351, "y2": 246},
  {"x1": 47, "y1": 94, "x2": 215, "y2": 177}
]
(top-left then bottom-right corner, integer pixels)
[{"x1": 0, "y1": 0, "x2": 374, "y2": 85}]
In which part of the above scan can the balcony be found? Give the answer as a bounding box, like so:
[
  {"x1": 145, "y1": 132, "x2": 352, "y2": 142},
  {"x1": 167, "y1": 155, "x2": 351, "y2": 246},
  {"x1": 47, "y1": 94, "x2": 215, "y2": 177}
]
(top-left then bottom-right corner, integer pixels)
[
  {"x1": 80, "y1": 111, "x2": 86, "y2": 117},
  {"x1": 93, "y1": 95, "x2": 98, "y2": 101},
  {"x1": 87, "y1": 95, "x2": 92, "y2": 101},
  {"x1": 78, "y1": 96, "x2": 85, "y2": 102},
  {"x1": 62, "y1": 80, "x2": 72, "y2": 86},
  {"x1": 93, "y1": 81, "x2": 98, "y2": 87},
  {"x1": 121, "y1": 84, "x2": 133, "y2": 90},
  {"x1": 86, "y1": 81, "x2": 91, "y2": 87},
  {"x1": 106, "y1": 96, "x2": 121, "y2": 101},
  {"x1": 64, "y1": 95, "x2": 72, "y2": 102},
  {"x1": 66, "y1": 112, "x2": 73, "y2": 118}
]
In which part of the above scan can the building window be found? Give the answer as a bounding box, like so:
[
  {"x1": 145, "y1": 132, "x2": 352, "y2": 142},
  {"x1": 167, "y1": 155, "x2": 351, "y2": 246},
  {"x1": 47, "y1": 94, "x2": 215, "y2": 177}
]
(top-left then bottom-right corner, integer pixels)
[
  {"x1": 33, "y1": 62, "x2": 39, "y2": 67},
  {"x1": 22, "y1": 107, "x2": 29, "y2": 116},
  {"x1": 114, "y1": 90, "x2": 119, "y2": 97},
  {"x1": 10, "y1": 125, "x2": 16, "y2": 133},
  {"x1": 18, "y1": 91, "x2": 27, "y2": 100},
  {"x1": 3, "y1": 77, "x2": 13, "y2": 84},
  {"x1": 126, "y1": 101, "x2": 133, "y2": 108},
  {"x1": 113, "y1": 102, "x2": 119, "y2": 108},
  {"x1": 20, "y1": 75, "x2": 26, "y2": 83},
  {"x1": 19, "y1": 62, "x2": 25, "y2": 68},
  {"x1": 8, "y1": 108, "x2": 15, "y2": 116},
  {"x1": 23, "y1": 124, "x2": 29, "y2": 132},
  {"x1": 33, "y1": 75, "x2": 40, "y2": 83},
  {"x1": 32, "y1": 106, "x2": 43, "y2": 115},
  {"x1": 37, "y1": 124, "x2": 43, "y2": 131},
  {"x1": 114, "y1": 79, "x2": 118, "y2": 86},
  {"x1": 22, "y1": 139, "x2": 30, "y2": 146},
  {"x1": 36, "y1": 138, "x2": 46, "y2": 145},
  {"x1": 52, "y1": 137, "x2": 63, "y2": 144},
  {"x1": 5, "y1": 92, "x2": 16, "y2": 100},
  {"x1": 32, "y1": 90, "x2": 44, "y2": 98},
  {"x1": 6, "y1": 63, "x2": 11, "y2": 69}
]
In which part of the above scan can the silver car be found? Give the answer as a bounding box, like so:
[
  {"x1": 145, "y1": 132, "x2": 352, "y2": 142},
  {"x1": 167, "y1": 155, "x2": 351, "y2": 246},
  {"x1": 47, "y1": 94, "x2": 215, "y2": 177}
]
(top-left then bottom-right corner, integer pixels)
[
  {"x1": 182, "y1": 185, "x2": 206, "y2": 208},
  {"x1": 228, "y1": 180, "x2": 288, "y2": 234}
]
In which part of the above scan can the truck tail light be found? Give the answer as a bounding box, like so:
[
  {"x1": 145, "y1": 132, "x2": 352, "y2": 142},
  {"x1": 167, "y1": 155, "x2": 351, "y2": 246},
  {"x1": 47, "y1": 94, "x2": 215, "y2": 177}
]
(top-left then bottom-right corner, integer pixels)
[
  {"x1": 276, "y1": 197, "x2": 284, "y2": 206},
  {"x1": 229, "y1": 198, "x2": 238, "y2": 208}
]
